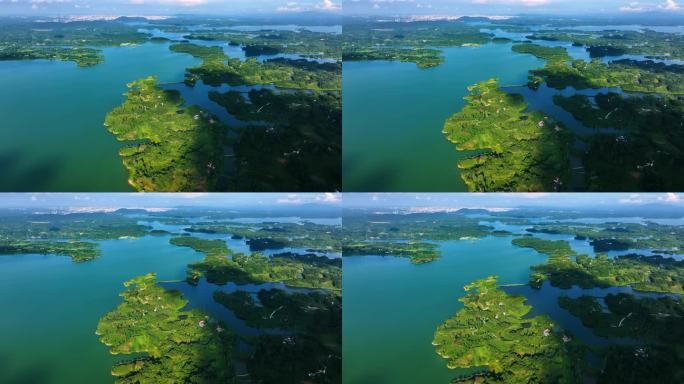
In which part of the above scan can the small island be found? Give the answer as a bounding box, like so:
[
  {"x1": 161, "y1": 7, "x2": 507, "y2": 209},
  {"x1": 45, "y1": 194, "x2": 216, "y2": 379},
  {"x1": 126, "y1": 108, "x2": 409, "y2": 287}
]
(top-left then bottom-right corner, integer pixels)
[
  {"x1": 96, "y1": 273, "x2": 235, "y2": 383},
  {"x1": 433, "y1": 276, "x2": 581, "y2": 383},
  {"x1": 443, "y1": 78, "x2": 572, "y2": 192},
  {"x1": 104, "y1": 76, "x2": 226, "y2": 191}
]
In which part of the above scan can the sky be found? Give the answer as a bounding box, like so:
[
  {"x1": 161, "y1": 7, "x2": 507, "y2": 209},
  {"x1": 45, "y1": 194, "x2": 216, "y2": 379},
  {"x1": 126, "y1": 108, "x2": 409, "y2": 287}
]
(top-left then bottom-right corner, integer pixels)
[
  {"x1": 343, "y1": 0, "x2": 684, "y2": 15},
  {"x1": 0, "y1": 0, "x2": 680, "y2": 15},
  {"x1": 343, "y1": 193, "x2": 684, "y2": 209},
  {"x1": 2, "y1": 193, "x2": 682, "y2": 210},
  {"x1": 0, "y1": 0, "x2": 341, "y2": 15},
  {"x1": 0, "y1": 193, "x2": 341, "y2": 209}
]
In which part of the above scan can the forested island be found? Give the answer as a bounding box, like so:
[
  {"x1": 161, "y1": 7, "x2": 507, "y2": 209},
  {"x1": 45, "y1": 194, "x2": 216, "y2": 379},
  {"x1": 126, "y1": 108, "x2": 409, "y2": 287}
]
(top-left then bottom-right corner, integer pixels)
[
  {"x1": 433, "y1": 276, "x2": 582, "y2": 383},
  {"x1": 342, "y1": 17, "x2": 684, "y2": 191},
  {"x1": 0, "y1": 203, "x2": 342, "y2": 383},
  {"x1": 342, "y1": 204, "x2": 684, "y2": 383},
  {"x1": 105, "y1": 76, "x2": 226, "y2": 191},
  {"x1": 96, "y1": 273, "x2": 236, "y2": 383},
  {"x1": 0, "y1": 16, "x2": 341, "y2": 192},
  {"x1": 443, "y1": 79, "x2": 572, "y2": 192}
]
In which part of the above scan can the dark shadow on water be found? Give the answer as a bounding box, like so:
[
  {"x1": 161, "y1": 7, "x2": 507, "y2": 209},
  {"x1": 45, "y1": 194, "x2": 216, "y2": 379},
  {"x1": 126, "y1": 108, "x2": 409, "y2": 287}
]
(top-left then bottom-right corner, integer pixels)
[
  {"x1": 0, "y1": 149, "x2": 63, "y2": 192},
  {"x1": 343, "y1": 154, "x2": 398, "y2": 192},
  {"x1": 0, "y1": 353, "x2": 54, "y2": 384}
]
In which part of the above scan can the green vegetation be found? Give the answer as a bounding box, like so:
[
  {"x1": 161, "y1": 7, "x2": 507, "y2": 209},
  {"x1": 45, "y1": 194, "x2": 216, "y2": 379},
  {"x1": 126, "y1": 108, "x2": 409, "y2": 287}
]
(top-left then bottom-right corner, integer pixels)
[
  {"x1": 96, "y1": 273, "x2": 235, "y2": 383},
  {"x1": 342, "y1": 20, "x2": 491, "y2": 68},
  {"x1": 342, "y1": 242, "x2": 440, "y2": 264},
  {"x1": 342, "y1": 47, "x2": 444, "y2": 68},
  {"x1": 0, "y1": 239, "x2": 100, "y2": 262},
  {"x1": 104, "y1": 76, "x2": 226, "y2": 191},
  {"x1": 214, "y1": 289, "x2": 341, "y2": 332},
  {"x1": 512, "y1": 237, "x2": 684, "y2": 293},
  {"x1": 0, "y1": 211, "x2": 153, "y2": 262},
  {"x1": 526, "y1": 30, "x2": 684, "y2": 61},
  {"x1": 169, "y1": 43, "x2": 226, "y2": 61},
  {"x1": 170, "y1": 236, "x2": 341, "y2": 290},
  {"x1": 183, "y1": 29, "x2": 342, "y2": 60},
  {"x1": 443, "y1": 78, "x2": 572, "y2": 192},
  {"x1": 526, "y1": 222, "x2": 684, "y2": 254},
  {"x1": 0, "y1": 18, "x2": 149, "y2": 66},
  {"x1": 186, "y1": 221, "x2": 342, "y2": 253},
  {"x1": 559, "y1": 293, "x2": 684, "y2": 383},
  {"x1": 559, "y1": 293, "x2": 683, "y2": 344},
  {"x1": 0, "y1": 211, "x2": 149, "y2": 241},
  {"x1": 215, "y1": 288, "x2": 341, "y2": 383},
  {"x1": 432, "y1": 276, "x2": 582, "y2": 383},
  {"x1": 342, "y1": 211, "x2": 499, "y2": 244},
  {"x1": 531, "y1": 59, "x2": 684, "y2": 94},
  {"x1": 173, "y1": 43, "x2": 340, "y2": 91},
  {"x1": 553, "y1": 92, "x2": 684, "y2": 191},
  {"x1": 512, "y1": 43, "x2": 571, "y2": 63},
  {"x1": 168, "y1": 42, "x2": 341, "y2": 191},
  {"x1": 0, "y1": 45, "x2": 102, "y2": 66},
  {"x1": 208, "y1": 88, "x2": 341, "y2": 191}
]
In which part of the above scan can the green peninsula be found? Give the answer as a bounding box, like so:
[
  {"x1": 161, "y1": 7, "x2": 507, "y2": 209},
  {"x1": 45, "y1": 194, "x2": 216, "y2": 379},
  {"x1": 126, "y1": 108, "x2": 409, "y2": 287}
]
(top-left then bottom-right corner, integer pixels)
[
  {"x1": 186, "y1": 221, "x2": 341, "y2": 253},
  {"x1": 0, "y1": 18, "x2": 148, "y2": 67},
  {"x1": 432, "y1": 276, "x2": 581, "y2": 383},
  {"x1": 342, "y1": 47, "x2": 444, "y2": 68},
  {"x1": 512, "y1": 237, "x2": 684, "y2": 293},
  {"x1": 0, "y1": 45, "x2": 102, "y2": 67},
  {"x1": 531, "y1": 59, "x2": 684, "y2": 94},
  {"x1": 342, "y1": 242, "x2": 440, "y2": 264},
  {"x1": 104, "y1": 76, "x2": 226, "y2": 191},
  {"x1": 172, "y1": 43, "x2": 340, "y2": 91},
  {"x1": 170, "y1": 236, "x2": 341, "y2": 290},
  {"x1": 512, "y1": 43, "x2": 572, "y2": 63},
  {"x1": 96, "y1": 273, "x2": 235, "y2": 383},
  {"x1": 0, "y1": 240, "x2": 100, "y2": 262},
  {"x1": 443, "y1": 78, "x2": 572, "y2": 192}
]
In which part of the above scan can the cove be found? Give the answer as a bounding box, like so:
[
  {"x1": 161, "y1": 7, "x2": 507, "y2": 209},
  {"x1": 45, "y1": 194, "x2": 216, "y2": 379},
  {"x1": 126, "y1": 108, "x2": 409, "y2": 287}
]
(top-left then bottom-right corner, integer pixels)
[
  {"x1": 342, "y1": 43, "x2": 544, "y2": 192},
  {"x1": 342, "y1": 236, "x2": 549, "y2": 384},
  {"x1": 0, "y1": 42, "x2": 200, "y2": 192},
  {"x1": 0, "y1": 234, "x2": 206, "y2": 384}
]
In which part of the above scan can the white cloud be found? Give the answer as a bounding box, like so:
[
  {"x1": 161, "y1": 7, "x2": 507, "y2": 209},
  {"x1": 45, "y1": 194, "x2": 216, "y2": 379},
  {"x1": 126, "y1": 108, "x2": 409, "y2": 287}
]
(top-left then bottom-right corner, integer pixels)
[
  {"x1": 619, "y1": 194, "x2": 643, "y2": 204},
  {"x1": 320, "y1": 192, "x2": 341, "y2": 203},
  {"x1": 519, "y1": 193, "x2": 551, "y2": 199},
  {"x1": 472, "y1": 0, "x2": 551, "y2": 6},
  {"x1": 661, "y1": 0, "x2": 682, "y2": 10},
  {"x1": 658, "y1": 193, "x2": 681, "y2": 203},
  {"x1": 277, "y1": 1, "x2": 302, "y2": 11},
  {"x1": 620, "y1": 1, "x2": 646, "y2": 11},
  {"x1": 277, "y1": 194, "x2": 302, "y2": 204},
  {"x1": 130, "y1": 0, "x2": 208, "y2": 6},
  {"x1": 315, "y1": 0, "x2": 340, "y2": 11},
  {"x1": 174, "y1": 193, "x2": 209, "y2": 199}
]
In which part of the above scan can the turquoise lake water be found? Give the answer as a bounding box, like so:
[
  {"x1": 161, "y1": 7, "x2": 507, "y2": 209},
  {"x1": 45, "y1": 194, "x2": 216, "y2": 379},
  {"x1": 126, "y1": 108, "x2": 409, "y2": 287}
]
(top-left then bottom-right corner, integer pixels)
[
  {"x1": 342, "y1": 236, "x2": 549, "y2": 384},
  {"x1": 0, "y1": 234, "x2": 205, "y2": 384},
  {"x1": 0, "y1": 218, "x2": 332, "y2": 384},
  {"x1": 342, "y1": 222, "x2": 674, "y2": 384},
  {"x1": 0, "y1": 42, "x2": 200, "y2": 192},
  {"x1": 342, "y1": 43, "x2": 544, "y2": 192}
]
